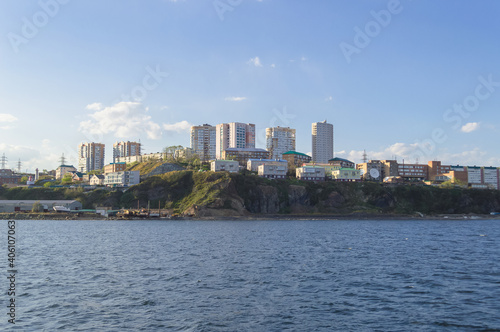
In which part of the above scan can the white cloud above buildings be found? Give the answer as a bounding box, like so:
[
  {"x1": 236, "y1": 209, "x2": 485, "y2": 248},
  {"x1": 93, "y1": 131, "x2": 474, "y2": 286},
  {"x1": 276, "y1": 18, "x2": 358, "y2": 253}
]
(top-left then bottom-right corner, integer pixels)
[
  {"x1": 79, "y1": 102, "x2": 162, "y2": 140},
  {"x1": 461, "y1": 122, "x2": 480, "y2": 133},
  {"x1": 163, "y1": 120, "x2": 192, "y2": 133}
]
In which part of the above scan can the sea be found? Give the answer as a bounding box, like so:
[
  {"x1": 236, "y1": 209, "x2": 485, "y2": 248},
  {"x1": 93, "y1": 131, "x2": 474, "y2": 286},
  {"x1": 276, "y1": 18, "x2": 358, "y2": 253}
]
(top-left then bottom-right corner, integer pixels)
[{"x1": 2, "y1": 218, "x2": 500, "y2": 331}]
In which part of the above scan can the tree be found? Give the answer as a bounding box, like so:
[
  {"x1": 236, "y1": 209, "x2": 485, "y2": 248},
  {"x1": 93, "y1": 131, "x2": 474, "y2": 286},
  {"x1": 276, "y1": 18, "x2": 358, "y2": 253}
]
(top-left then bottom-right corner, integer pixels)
[
  {"x1": 31, "y1": 201, "x2": 43, "y2": 212},
  {"x1": 20, "y1": 176, "x2": 28, "y2": 183},
  {"x1": 61, "y1": 173, "x2": 73, "y2": 185}
]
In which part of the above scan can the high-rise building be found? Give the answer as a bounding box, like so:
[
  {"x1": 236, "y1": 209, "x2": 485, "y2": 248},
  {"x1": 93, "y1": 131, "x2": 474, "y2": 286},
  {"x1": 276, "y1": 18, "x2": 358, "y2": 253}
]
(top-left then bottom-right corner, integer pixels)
[
  {"x1": 215, "y1": 122, "x2": 256, "y2": 159},
  {"x1": 312, "y1": 120, "x2": 334, "y2": 163},
  {"x1": 190, "y1": 124, "x2": 216, "y2": 162},
  {"x1": 113, "y1": 141, "x2": 141, "y2": 162},
  {"x1": 266, "y1": 126, "x2": 296, "y2": 160},
  {"x1": 78, "y1": 142, "x2": 105, "y2": 173}
]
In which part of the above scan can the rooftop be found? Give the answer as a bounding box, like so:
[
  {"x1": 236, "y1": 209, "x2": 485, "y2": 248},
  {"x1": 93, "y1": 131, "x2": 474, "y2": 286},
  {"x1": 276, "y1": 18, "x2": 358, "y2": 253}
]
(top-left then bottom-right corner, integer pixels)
[{"x1": 283, "y1": 151, "x2": 310, "y2": 157}]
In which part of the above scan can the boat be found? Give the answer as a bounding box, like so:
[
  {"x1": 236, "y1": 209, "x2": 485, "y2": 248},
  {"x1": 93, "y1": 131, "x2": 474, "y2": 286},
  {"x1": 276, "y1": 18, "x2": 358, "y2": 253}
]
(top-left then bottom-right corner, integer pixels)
[{"x1": 53, "y1": 206, "x2": 71, "y2": 212}]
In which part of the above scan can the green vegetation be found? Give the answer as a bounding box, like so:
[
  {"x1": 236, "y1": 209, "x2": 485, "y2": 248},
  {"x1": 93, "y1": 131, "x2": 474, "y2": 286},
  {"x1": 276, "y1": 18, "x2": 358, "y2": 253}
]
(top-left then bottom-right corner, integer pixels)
[{"x1": 2, "y1": 172, "x2": 500, "y2": 216}]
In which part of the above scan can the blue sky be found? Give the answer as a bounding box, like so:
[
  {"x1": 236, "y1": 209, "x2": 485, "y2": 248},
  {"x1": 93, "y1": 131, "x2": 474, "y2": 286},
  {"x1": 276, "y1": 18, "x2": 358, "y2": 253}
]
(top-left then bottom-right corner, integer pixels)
[{"x1": 1, "y1": 0, "x2": 500, "y2": 172}]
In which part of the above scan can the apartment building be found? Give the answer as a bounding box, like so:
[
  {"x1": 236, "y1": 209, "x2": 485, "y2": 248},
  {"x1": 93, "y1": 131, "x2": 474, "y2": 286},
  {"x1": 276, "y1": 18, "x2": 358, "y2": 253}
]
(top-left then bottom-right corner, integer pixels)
[
  {"x1": 191, "y1": 124, "x2": 216, "y2": 162},
  {"x1": 103, "y1": 171, "x2": 140, "y2": 187},
  {"x1": 113, "y1": 141, "x2": 141, "y2": 163},
  {"x1": 247, "y1": 159, "x2": 288, "y2": 172},
  {"x1": 78, "y1": 142, "x2": 105, "y2": 173},
  {"x1": 282, "y1": 151, "x2": 312, "y2": 167},
  {"x1": 296, "y1": 166, "x2": 326, "y2": 182},
  {"x1": 258, "y1": 164, "x2": 287, "y2": 179},
  {"x1": 312, "y1": 120, "x2": 334, "y2": 163},
  {"x1": 266, "y1": 126, "x2": 296, "y2": 160},
  {"x1": 103, "y1": 162, "x2": 127, "y2": 174},
  {"x1": 221, "y1": 148, "x2": 269, "y2": 166},
  {"x1": 216, "y1": 122, "x2": 256, "y2": 159},
  {"x1": 211, "y1": 160, "x2": 239, "y2": 173}
]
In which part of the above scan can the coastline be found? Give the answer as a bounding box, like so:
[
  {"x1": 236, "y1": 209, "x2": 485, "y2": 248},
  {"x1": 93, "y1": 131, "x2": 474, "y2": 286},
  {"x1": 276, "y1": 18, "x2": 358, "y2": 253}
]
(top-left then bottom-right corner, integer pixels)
[{"x1": 2, "y1": 212, "x2": 500, "y2": 221}]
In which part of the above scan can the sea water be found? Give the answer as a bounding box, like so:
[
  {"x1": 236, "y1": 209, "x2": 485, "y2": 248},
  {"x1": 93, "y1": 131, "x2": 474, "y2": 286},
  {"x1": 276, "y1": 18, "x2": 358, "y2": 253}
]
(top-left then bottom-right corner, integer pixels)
[{"x1": 2, "y1": 219, "x2": 500, "y2": 331}]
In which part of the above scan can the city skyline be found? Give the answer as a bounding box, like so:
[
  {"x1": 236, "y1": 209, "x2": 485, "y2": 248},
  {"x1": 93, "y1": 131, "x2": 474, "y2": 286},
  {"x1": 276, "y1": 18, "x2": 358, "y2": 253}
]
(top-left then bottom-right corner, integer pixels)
[{"x1": 1, "y1": 1, "x2": 500, "y2": 172}]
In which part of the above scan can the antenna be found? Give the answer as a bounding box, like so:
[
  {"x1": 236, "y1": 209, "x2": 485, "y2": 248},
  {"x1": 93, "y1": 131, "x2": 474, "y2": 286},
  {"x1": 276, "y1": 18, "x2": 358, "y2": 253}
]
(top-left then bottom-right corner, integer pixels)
[
  {"x1": 17, "y1": 159, "x2": 22, "y2": 173},
  {"x1": 362, "y1": 150, "x2": 368, "y2": 163},
  {"x1": 59, "y1": 153, "x2": 66, "y2": 165},
  {"x1": 1, "y1": 153, "x2": 7, "y2": 169}
]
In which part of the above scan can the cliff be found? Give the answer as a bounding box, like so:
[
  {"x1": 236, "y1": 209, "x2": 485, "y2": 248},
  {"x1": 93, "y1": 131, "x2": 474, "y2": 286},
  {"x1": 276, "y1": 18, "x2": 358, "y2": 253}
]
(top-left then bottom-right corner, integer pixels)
[{"x1": 2, "y1": 171, "x2": 500, "y2": 217}]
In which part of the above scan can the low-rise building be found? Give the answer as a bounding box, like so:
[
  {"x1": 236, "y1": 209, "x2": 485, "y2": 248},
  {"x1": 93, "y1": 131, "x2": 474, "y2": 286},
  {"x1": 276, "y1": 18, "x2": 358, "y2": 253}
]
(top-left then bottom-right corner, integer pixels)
[
  {"x1": 247, "y1": 159, "x2": 288, "y2": 172},
  {"x1": 89, "y1": 174, "x2": 105, "y2": 186},
  {"x1": 0, "y1": 200, "x2": 82, "y2": 212},
  {"x1": 356, "y1": 161, "x2": 383, "y2": 181},
  {"x1": 55, "y1": 165, "x2": 77, "y2": 180},
  {"x1": 104, "y1": 171, "x2": 140, "y2": 187},
  {"x1": 328, "y1": 157, "x2": 355, "y2": 169},
  {"x1": 211, "y1": 160, "x2": 239, "y2": 173},
  {"x1": 282, "y1": 151, "x2": 312, "y2": 167},
  {"x1": 104, "y1": 162, "x2": 126, "y2": 174},
  {"x1": 0, "y1": 169, "x2": 21, "y2": 186},
  {"x1": 258, "y1": 164, "x2": 287, "y2": 179},
  {"x1": 332, "y1": 168, "x2": 361, "y2": 182},
  {"x1": 303, "y1": 163, "x2": 340, "y2": 178},
  {"x1": 296, "y1": 166, "x2": 326, "y2": 181},
  {"x1": 71, "y1": 172, "x2": 85, "y2": 182},
  {"x1": 221, "y1": 148, "x2": 269, "y2": 166}
]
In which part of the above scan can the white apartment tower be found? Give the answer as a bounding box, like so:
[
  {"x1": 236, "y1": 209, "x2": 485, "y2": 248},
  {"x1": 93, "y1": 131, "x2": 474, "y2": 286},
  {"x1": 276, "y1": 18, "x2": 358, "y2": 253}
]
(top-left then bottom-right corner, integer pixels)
[
  {"x1": 215, "y1": 122, "x2": 256, "y2": 159},
  {"x1": 266, "y1": 126, "x2": 296, "y2": 160},
  {"x1": 113, "y1": 141, "x2": 141, "y2": 162},
  {"x1": 190, "y1": 124, "x2": 216, "y2": 162},
  {"x1": 312, "y1": 120, "x2": 334, "y2": 163},
  {"x1": 78, "y1": 142, "x2": 105, "y2": 173}
]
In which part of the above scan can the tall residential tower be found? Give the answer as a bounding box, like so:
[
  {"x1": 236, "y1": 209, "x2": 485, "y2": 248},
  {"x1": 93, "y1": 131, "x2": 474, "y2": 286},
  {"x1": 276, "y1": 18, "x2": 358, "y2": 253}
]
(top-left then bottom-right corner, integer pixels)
[
  {"x1": 215, "y1": 122, "x2": 256, "y2": 159},
  {"x1": 78, "y1": 142, "x2": 105, "y2": 173},
  {"x1": 266, "y1": 126, "x2": 296, "y2": 160},
  {"x1": 113, "y1": 141, "x2": 141, "y2": 162},
  {"x1": 190, "y1": 124, "x2": 216, "y2": 162},
  {"x1": 312, "y1": 120, "x2": 333, "y2": 163}
]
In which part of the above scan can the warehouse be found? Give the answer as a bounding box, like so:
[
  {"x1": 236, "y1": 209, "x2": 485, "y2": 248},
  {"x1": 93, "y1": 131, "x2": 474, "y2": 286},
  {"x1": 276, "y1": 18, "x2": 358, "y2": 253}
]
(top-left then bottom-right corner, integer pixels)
[{"x1": 0, "y1": 200, "x2": 82, "y2": 213}]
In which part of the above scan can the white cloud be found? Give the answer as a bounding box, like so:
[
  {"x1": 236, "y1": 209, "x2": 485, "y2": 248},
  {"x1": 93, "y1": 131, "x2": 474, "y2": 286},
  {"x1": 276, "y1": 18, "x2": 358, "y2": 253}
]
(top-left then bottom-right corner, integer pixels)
[
  {"x1": 85, "y1": 103, "x2": 103, "y2": 111},
  {"x1": 461, "y1": 122, "x2": 480, "y2": 133},
  {"x1": 0, "y1": 113, "x2": 18, "y2": 123},
  {"x1": 225, "y1": 97, "x2": 247, "y2": 102},
  {"x1": 325, "y1": 96, "x2": 333, "y2": 101},
  {"x1": 163, "y1": 120, "x2": 192, "y2": 133},
  {"x1": 248, "y1": 56, "x2": 263, "y2": 67},
  {"x1": 79, "y1": 101, "x2": 162, "y2": 140},
  {"x1": 270, "y1": 64, "x2": 276, "y2": 68}
]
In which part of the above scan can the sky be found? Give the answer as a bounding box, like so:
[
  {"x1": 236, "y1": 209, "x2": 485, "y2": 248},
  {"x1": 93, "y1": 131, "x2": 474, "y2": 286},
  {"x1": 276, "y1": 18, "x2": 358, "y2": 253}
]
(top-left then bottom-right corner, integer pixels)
[{"x1": 1, "y1": 0, "x2": 500, "y2": 172}]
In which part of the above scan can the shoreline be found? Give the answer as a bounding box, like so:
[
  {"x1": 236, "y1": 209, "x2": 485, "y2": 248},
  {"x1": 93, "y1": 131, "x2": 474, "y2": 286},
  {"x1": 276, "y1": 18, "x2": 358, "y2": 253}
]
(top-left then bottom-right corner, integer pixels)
[{"x1": 2, "y1": 212, "x2": 500, "y2": 221}]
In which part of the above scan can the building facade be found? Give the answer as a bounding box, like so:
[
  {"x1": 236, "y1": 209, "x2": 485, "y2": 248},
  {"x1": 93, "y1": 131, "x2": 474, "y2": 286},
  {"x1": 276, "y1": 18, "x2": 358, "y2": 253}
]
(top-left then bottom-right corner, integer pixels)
[
  {"x1": 216, "y1": 122, "x2": 256, "y2": 159},
  {"x1": 78, "y1": 142, "x2": 105, "y2": 173},
  {"x1": 0, "y1": 169, "x2": 21, "y2": 185},
  {"x1": 55, "y1": 165, "x2": 77, "y2": 180},
  {"x1": 282, "y1": 151, "x2": 312, "y2": 167},
  {"x1": 312, "y1": 120, "x2": 334, "y2": 163},
  {"x1": 103, "y1": 171, "x2": 140, "y2": 187},
  {"x1": 247, "y1": 159, "x2": 288, "y2": 172},
  {"x1": 258, "y1": 164, "x2": 287, "y2": 179},
  {"x1": 296, "y1": 166, "x2": 326, "y2": 181},
  {"x1": 112, "y1": 141, "x2": 141, "y2": 163},
  {"x1": 328, "y1": 157, "x2": 355, "y2": 169},
  {"x1": 211, "y1": 160, "x2": 239, "y2": 173},
  {"x1": 221, "y1": 148, "x2": 269, "y2": 166},
  {"x1": 191, "y1": 124, "x2": 216, "y2": 162},
  {"x1": 103, "y1": 162, "x2": 127, "y2": 174},
  {"x1": 332, "y1": 168, "x2": 361, "y2": 182},
  {"x1": 266, "y1": 126, "x2": 296, "y2": 160}
]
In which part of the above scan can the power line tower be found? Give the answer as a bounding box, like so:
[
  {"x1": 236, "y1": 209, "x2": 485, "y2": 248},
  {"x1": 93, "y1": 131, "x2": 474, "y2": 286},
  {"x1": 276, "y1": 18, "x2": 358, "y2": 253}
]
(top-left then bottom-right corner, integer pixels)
[
  {"x1": 1, "y1": 153, "x2": 7, "y2": 169},
  {"x1": 59, "y1": 153, "x2": 66, "y2": 165},
  {"x1": 362, "y1": 149, "x2": 368, "y2": 163},
  {"x1": 17, "y1": 159, "x2": 22, "y2": 173}
]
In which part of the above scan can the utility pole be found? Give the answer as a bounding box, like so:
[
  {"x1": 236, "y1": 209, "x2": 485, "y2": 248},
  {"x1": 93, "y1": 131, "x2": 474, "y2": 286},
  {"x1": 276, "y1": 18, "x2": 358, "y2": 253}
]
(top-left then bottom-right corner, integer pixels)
[
  {"x1": 59, "y1": 153, "x2": 66, "y2": 165},
  {"x1": 1, "y1": 153, "x2": 7, "y2": 169}
]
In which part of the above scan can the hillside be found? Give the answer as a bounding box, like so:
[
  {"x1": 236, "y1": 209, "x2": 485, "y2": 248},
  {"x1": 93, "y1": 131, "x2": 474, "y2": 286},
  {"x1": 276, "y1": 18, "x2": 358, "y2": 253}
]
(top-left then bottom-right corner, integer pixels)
[{"x1": 2, "y1": 171, "x2": 500, "y2": 217}]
